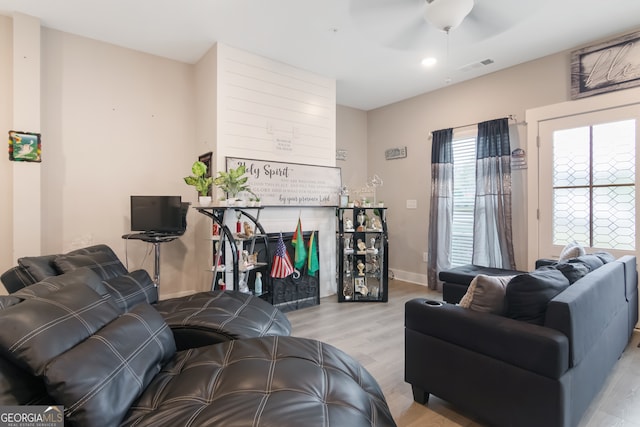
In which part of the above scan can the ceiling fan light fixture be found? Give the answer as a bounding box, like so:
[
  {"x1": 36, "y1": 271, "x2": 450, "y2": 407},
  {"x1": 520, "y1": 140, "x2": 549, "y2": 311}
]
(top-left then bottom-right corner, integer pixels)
[
  {"x1": 421, "y1": 57, "x2": 437, "y2": 67},
  {"x1": 424, "y1": 0, "x2": 474, "y2": 32}
]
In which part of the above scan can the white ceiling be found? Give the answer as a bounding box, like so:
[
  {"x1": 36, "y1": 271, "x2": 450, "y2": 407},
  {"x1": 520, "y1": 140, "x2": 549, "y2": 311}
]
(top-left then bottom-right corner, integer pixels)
[{"x1": 1, "y1": 0, "x2": 639, "y2": 111}]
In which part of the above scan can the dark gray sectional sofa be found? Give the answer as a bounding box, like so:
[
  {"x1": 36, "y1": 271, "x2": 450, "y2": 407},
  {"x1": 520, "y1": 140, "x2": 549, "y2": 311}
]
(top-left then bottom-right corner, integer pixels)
[
  {"x1": 0, "y1": 245, "x2": 396, "y2": 427},
  {"x1": 405, "y1": 254, "x2": 638, "y2": 427}
]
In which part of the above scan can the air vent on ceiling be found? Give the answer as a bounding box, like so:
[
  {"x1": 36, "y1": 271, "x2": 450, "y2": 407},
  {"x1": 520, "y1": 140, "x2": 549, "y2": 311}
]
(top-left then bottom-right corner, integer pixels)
[{"x1": 458, "y1": 58, "x2": 494, "y2": 72}]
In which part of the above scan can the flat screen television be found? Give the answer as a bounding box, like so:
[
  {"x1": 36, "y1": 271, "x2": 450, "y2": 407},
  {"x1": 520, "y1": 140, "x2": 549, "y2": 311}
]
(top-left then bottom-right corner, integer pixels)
[{"x1": 130, "y1": 195, "x2": 183, "y2": 234}]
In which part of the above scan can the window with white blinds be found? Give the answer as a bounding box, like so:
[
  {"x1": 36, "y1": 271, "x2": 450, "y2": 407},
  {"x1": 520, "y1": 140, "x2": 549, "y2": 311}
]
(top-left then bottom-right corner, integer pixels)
[{"x1": 451, "y1": 136, "x2": 476, "y2": 266}]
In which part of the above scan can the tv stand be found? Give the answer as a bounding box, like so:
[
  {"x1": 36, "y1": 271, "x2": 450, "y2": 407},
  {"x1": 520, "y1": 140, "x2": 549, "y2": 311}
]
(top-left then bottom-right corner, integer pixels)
[{"x1": 122, "y1": 232, "x2": 179, "y2": 286}]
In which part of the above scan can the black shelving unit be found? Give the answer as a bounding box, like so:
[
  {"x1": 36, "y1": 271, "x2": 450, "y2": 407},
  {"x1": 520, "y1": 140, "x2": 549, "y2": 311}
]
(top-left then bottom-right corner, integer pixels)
[
  {"x1": 336, "y1": 207, "x2": 388, "y2": 302},
  {"x1": 195, "y1": 206, "x2": 269, "y2": 296},
  {"x1": 195, "y1": 206, "x2": 320, "y2": 312}
]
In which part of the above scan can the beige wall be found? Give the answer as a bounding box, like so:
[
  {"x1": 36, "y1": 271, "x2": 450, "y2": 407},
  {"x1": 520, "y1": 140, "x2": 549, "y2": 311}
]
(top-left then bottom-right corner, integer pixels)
[
  {"x1": 366, "y1": 53, "x2": 571, "y2": 282},
  {"x1": 0, "y1": 16, "x2": 12, "y2": 285},
  {"x1": 38, "y1": 28, "x2": 199, "y2": 298},
  {"x1": 192, "y1": 43, "x2": 218, "y2": 290},
  {"x1": 336, "y1": 105, "x2": 368, "y2": 191}
]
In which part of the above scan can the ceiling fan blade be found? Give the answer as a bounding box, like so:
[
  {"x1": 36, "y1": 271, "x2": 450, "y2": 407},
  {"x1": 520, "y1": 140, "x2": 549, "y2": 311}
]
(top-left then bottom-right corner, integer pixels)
[
  {"x1": 349, "y1": 0, "x2": 434, "y2": 50},
  {"x1": 458, "y1": 0, "x2": 551, "y2": 42},
  {"x1": 386, "y1": 15, "x2": 439, "y2": 50}
]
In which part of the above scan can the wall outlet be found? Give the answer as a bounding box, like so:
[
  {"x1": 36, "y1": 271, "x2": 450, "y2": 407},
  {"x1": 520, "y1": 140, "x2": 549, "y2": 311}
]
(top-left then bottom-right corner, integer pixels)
[
  {"x1": 406, "y1": 199, "x2": 417, "y2": 209},
  {"x1": 423, "y1": 252, "x2": 428, "y2": 263}
]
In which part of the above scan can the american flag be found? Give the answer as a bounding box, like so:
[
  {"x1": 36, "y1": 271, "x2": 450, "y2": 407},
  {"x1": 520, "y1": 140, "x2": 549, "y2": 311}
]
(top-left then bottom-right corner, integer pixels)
[{"x1": 271, "y1": 233, "x2": 294, "y2": 278}]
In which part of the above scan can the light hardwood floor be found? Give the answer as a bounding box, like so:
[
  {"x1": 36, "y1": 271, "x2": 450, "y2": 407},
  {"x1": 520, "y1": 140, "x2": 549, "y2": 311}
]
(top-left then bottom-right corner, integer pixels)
[{"x1": 285, "y1": 279, "x2": 640, "y2": 427}]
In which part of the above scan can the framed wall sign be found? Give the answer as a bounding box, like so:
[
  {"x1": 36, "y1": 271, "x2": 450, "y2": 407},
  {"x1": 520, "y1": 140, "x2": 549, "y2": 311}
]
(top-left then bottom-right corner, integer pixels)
[
  {"x1": 8, "y1": 130, "x2": 41, "y2": 162},
  {"x1": 571, "y1": 30, "x2": 640, "y2": 99},
  {"x1": 225, "y1": 157, "x2": 341, "y2": 207}
]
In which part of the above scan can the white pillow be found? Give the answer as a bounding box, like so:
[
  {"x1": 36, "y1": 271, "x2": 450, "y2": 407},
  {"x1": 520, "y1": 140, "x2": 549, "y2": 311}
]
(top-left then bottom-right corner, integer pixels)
[
  {"x1": 559, "y1": 241, "x2": 586, "y2": 261},
  {"x1": 459, "y1": 274, "x2": 516, "y2": 315}
]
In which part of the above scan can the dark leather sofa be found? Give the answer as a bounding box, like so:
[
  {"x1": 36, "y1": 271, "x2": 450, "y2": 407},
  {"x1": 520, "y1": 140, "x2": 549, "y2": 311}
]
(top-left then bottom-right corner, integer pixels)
[
  {"x1": 1, "y1": 244, "x2": 291, "y2": 349},
  {"x1": 0, "y1": 250, "x2": 396, "y2": 426},
  {"x1": 405, "y1": 255, "x2": 638, "y2": 427}
]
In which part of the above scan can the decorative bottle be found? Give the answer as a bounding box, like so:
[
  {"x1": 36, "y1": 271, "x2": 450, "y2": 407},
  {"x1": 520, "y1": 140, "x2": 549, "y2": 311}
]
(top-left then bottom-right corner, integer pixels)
[{"x1": 254, "y1": 272, "x2": 263, "y2": 295}]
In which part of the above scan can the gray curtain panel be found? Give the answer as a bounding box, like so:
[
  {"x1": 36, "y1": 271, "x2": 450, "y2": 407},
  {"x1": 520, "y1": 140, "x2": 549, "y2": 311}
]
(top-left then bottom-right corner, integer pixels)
[
  {"x1": 428, "y1": 128, "x2": 453, "y2": 290},
  {"x1": 472, "y1": 118, "x2": 516, "y2": 269}
]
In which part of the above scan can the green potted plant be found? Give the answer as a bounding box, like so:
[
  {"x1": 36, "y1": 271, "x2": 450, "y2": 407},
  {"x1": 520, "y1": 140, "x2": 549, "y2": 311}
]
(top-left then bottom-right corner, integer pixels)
[
  {"x1": 213, "y1": 164, "x2": 256, "y2": 204},
  {"x1": 184, "y1": 161, "x2": 214, "y2": 205}
]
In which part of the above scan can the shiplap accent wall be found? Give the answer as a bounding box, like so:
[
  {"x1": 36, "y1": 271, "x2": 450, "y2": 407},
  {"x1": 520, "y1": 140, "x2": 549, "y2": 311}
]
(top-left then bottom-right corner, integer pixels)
[
  {"x1": 216, "y1": 43, "x2": 336, "y2": 167},
  {"x1": 214, "y1": 43, "x2": 338, "y2": 297}
]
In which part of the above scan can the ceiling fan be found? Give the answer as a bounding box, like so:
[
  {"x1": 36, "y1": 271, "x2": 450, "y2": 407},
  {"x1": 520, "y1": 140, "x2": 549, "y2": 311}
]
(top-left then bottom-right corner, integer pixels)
[
  {"x1": 424, "y1": 0, "x2": 474, "y2": 33},
  {"x1": 348, "y1": 0, "x2": 531, "y2": 51}
]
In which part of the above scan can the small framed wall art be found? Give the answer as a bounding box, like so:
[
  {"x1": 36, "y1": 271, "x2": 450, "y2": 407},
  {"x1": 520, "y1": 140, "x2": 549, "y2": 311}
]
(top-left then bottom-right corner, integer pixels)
[{"x1": 8, "y1": 130, "x2": 41, "y2": 162}]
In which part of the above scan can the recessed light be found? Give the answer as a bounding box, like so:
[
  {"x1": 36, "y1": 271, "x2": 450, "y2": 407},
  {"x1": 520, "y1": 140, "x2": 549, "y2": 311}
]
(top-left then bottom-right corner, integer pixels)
[{"x1": 421, "y1": 57, "x2": 437, "y2": 67}]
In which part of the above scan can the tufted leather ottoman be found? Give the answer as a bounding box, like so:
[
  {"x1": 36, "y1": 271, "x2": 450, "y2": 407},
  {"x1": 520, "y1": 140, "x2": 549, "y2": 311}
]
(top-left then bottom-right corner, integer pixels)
[
  {"x1": 122, "y1": 335, "x2": 397, "y2": 427},
  {"x1": 154, "y1": 290, "x2": 292, "y2": 350}
]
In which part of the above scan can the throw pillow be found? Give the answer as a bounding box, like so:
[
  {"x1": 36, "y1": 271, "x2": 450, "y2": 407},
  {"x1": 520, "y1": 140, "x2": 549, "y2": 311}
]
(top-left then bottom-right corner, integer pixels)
[
  {"x1": 593, "y1": 251, "x2": 615, "y2": 264},
  {"x1": 44, "y1": 303, "x2": 176, "y2": 427},
  {"x1": 568, "y1": 254, "x2": 604, "y2": 272},
  {"x1": 552, "y1": 262, "x2": 590, "y2": 284},
  {"x1": 558, "y1": 241, "x2": 586, "y2": 262},
  {"x1": 459, "y1": 274, "x2": 515, "y2": 315},
  {"x1": 0, "y1": 281, "x2": 120, "y2": 375},
  {"x1": 12, "y1": 268, "x2": 108, "y2": 300},
  {"x1": 17, "y1": 254, "x2": 60, "y2": 282},
  {"x1": 102, "y1": 269, "x2": 159, "y2": 312},
  {"x1": 458, "y1": 276, "x2": 478, "y2": 308},
  {"x1": 506, "y1": 269, "x2": 570, "y2": 325},
  {"x1": 54, "y1": 250, "x2": 128, "y2": 280}
]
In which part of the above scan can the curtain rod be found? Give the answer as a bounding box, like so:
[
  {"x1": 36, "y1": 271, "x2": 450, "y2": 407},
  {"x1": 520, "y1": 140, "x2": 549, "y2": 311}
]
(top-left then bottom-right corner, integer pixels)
[{"x1": 430, "y1": 115, "x2": 526, "y2": 136}]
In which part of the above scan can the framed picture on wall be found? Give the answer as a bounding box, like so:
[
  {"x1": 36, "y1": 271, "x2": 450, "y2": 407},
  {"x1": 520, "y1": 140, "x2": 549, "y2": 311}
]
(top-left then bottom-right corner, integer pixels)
[
  {"x1": 198, "y1": 151, "x2": 213, "y2": 196},
  {"x1": 571, "y1": 30, "x2": 640, "y2": 99},
  {"x1": 8, "y1": 130, "x2": 41, "y2": 162}
]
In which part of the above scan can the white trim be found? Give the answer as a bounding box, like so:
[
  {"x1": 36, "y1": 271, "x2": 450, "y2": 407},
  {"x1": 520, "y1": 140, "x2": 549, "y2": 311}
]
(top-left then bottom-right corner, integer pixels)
[
  {"x1": 525, "y1": 86, "x2": 640, "y2": 270},
  {"x1": 391, "y1": 268, "x2": 428, "y2": 286}
]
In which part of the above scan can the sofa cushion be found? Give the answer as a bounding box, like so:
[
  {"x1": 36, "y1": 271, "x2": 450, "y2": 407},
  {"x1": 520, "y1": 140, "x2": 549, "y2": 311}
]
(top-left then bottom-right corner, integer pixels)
[
  {"x1": 0, "y1": 355, "x2": 51, "y2": 405},
  {"x1": 506, "y1": 269, "x2": 570, "y2": 325},
  {"x1": 558, "y1": 240, "x2": 586, "y2": 261},
  {"x1": 0, "y1": 295, "x2": 23, "y2": 309},
  {"x1": 553, "y1": 261, "x2": 590, "y2": 284},
  {"x1": 0, "y1": 296, "x2": 52, "y2": 406},
  {"x1": 0, "y1": 281, "x2": 120, "y2": 375},
  {"x1": 44, "y1": 303, "x2": 176, "y2": 427},
  {"x1": 459, "y1": 274, "x2": 515, "y2": 315},
  {"x1": 122, "y1": 336, "x2": 395, "y2": 427},
  {"x1": 17, "y1": 254, "x2": 59, "y2": 282},
  {"x1": 102, "y1": 269, "x2": 159, "y2": 312},
  {"x1": 154, "y1": 291, "x2": 292, "y2": 349},
  {"x1": 593, "y1": 251, "x2": 615, "y2": 264},
  {"x1": 54, "y1": 250, "x2": 128, "y2": 280},
  {"x1": 11, "y1": 268, "x2": 109, "y2": 300},
  {"x1": 1, "y1": 266, "x2": 35, "y2": 293},
  {"x1": 439, "y1": 264, "x2": 523, "y2": 286},
  {"x1": 568, "y1": 254, "x2": 605, "y2": 272}
]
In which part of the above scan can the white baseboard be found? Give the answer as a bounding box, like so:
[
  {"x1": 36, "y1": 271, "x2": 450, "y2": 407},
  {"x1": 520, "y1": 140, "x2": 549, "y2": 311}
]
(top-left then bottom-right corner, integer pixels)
[{"x1": 390, "y1": 268, "x2": 428, "y2": 287}]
